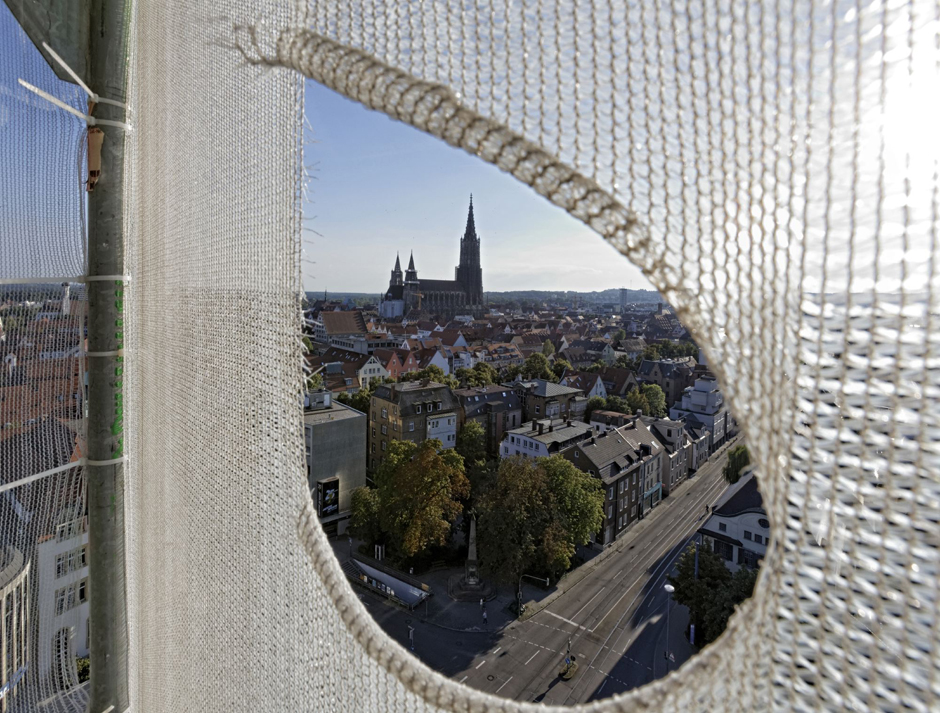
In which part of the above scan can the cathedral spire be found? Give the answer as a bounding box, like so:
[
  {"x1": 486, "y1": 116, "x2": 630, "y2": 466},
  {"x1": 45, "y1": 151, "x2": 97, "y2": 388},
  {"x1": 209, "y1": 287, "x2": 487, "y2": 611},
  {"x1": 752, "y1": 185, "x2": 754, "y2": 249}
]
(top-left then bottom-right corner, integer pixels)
[
  {"x1": 394, "y1": 252, "x2": 401, "y2": 272},
  {"x1": 407, "y1": 251, "x2": 416, "y2": 272},
  {"x1": 463, "y1": 194, "x2": 477, "y2": 242}
]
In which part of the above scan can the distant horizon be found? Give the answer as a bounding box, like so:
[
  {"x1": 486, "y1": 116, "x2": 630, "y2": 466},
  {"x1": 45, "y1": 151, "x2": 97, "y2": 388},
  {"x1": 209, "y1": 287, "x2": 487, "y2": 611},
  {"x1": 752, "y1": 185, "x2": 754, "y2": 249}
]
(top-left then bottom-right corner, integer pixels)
[{"x1": 302, "y1": 81, "x2": 654, "y2": 295}]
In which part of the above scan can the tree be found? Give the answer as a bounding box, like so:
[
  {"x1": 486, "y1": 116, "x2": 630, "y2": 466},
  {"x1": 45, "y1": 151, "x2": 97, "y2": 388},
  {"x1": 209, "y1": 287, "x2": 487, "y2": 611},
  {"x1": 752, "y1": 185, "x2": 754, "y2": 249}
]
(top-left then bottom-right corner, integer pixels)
[
  {"x1": 552, "y1": 358, "x2": 571, "y2": 379},
  {"x1": 520, "y1": 352, "x2": 557, "y2": 382},
  {"x1": 668, "y1": 544, "x2": 759, "y2": 646},
  {"x1": 625, "y1": 390, "x2": 650, "y2": 415},
  {"x1": 348, "y1": 486, "x2": 383, "y2": 547},
  {"x1": 585, "y1": 395, "x2": 607, "y2": 421},
  {"x1": 306, "y1": 371, "x2": 324, "y2": 391},
  {"x1": 477, "y1": 455, "x2": 603, "y2": 582},
  {"x1": 614, "y1": 354, "x2": 637, "y2": 370},
  {"x1": 336, "y1": 377, "x2": 390, "y2": 414},
  {"x1": 75, "y1": 656, "x2": 90, "y2": 683},
  {"x1": 640, "y1": 383, "x2": 667, "y2": 417},
  {"x1": 582, "y1": 360, "x2": 605, "y2": 373},
  {"x1": 456, "y1": 420, "x2": 494, "y2": 505},
  {"x1": 375, "y1": 439, "x2": 470, "y2": 558},
  {"x1": 399, "y1": 364, "x2": 459, "y2": 389},
  {"x1": 613, "y1": 328, "x2": 627, "y2": 342},
  {"x1": 542, "y1": 339, "x2": 555, "y2": 357},
  {"x1": 456, "y1": 362, "x2": 499, "y2": 387},
  {"x1": 723, "y1": 444, "x2": 750, "y2": 484},
  {"x1": 640, "y1": 344, "x2": 661, "y2": 362}
]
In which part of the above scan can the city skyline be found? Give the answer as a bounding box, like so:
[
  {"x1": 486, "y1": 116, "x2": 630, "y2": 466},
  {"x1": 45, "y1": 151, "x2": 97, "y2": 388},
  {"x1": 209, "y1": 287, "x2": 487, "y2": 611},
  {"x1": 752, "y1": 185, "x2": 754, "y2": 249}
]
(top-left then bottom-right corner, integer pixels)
[{"x1": 302, "y1": 80, "x2": 654, "y2": 295}]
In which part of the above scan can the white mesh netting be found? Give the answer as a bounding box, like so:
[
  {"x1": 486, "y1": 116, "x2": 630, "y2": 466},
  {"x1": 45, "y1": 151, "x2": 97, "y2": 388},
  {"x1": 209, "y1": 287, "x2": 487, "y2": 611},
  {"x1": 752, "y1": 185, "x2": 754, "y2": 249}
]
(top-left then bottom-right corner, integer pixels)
[{"x1": 2, "y1": 0, "x2": 938, "y2": 710}]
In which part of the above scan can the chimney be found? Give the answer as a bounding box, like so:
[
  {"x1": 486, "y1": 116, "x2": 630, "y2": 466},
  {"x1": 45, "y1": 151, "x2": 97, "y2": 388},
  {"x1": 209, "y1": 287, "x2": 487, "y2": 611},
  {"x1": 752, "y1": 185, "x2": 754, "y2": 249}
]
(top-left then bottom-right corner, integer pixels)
[
  {"x1": 538, "y1": 422, "x2": 544, "y2": 435},
  {"x1": 636, "y1": 409, "x2": 643, "y2": 418},
  {"x1": 549, "y1": 423, "x2": 554, "y2": 432},
  {"x1": 567, "y1": 420, "x2": 573, "y2": 427}
]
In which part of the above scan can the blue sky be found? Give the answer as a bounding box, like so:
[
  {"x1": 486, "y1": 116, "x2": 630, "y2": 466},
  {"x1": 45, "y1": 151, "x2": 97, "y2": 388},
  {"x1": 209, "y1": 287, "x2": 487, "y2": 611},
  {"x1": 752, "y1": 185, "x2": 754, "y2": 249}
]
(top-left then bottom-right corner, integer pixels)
[{"x1": 302, "y1": 81, "x2": 652, "y2": 295}]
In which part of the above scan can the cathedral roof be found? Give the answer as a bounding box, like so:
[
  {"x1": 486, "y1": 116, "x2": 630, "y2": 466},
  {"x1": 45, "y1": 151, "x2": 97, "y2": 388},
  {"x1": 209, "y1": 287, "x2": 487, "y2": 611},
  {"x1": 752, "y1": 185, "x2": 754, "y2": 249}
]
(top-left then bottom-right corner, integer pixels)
[{"x1": 418, "y1": 279, "x2": 462, "y2": 292}]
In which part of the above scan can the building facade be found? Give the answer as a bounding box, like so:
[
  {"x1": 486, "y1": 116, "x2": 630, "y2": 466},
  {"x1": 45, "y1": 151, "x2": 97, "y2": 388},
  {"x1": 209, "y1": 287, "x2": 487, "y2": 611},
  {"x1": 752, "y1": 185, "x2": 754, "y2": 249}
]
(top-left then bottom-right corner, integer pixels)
[
  {"x1": 500, "y1": 418, "x2": 593, "y2": 459},
  {"x1": 379, "y1": 197, "x2": 484, "y2": 319},
  {"x1": 304, "y1": 390, "x2": 367, "y2": 536},
  {"x1": 509, "y1": 379, "x2": 586, "y2": 422},
  {"x1": 562, "y1": 429, "x2": 644, "y2": 547},
  {"x1": 670, "y1": 374, "x2": 729, "y2": 454},
  {"x1": 453, "y1": 385, "x2": 524, "y2": 457},
  {"x1": 0, "y1": 547, "x2": 29, "y2": 711},
  {"x1": 698, "y1": 473, "x2": 767, "y2": 571},
  {"x1": 368, "y1": 381, "x2": 459, "y2": 472}
]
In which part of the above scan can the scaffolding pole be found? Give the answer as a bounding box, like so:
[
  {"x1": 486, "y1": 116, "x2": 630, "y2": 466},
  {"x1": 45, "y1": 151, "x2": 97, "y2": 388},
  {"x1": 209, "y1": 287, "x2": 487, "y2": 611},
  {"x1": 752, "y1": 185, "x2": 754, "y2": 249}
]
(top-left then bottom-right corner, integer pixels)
[{"x1": 85, "y1": 0, "x2": 130, "y2": 710}]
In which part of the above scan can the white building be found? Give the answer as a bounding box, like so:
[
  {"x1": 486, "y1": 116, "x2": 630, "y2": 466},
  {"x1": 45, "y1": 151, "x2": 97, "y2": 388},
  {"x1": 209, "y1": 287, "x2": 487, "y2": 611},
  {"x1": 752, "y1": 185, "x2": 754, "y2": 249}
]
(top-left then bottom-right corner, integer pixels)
[
  {"x1": 501, "y1": 418, "x2": 594, "y2": 459},
  {"x1": 669, "y1": 374, "x2": 728, "y2": 453},
  {"x1": 36, "y1": 510, "x2": 90, "y2": 688},
  {"x1": 0, "y1": 547, "x2": 30, "y2": 710},
  {"x1": 698, "y1": 472, "x2": 767, "y2": 571},
  {"x1": 426, "y1": 412, "x2": 458, "y2": 448}
]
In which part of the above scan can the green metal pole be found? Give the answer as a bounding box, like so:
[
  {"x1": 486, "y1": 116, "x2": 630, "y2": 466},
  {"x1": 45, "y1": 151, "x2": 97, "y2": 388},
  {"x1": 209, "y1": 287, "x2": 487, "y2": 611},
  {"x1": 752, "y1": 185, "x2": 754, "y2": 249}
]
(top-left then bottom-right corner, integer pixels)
[{"x1": 85, "y1": 0, "x2": 130, "y2": 710}]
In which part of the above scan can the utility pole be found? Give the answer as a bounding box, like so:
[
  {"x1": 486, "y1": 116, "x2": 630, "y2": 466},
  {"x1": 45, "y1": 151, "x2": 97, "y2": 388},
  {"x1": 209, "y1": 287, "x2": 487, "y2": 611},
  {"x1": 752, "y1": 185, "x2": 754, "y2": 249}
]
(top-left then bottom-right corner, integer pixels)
[{"x1": 85, "y1": 0, "x2": 131, "y2": 710}]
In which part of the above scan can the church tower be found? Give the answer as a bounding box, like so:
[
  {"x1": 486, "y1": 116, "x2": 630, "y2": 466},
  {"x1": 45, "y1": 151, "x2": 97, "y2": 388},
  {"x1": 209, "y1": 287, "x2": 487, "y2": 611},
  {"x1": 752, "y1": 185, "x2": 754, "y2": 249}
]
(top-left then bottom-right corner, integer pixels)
[
  {"x1": 404, "y1": 251, "x2": 418, "y2": 285},
  {"x1": 455, "y1": 195, "x2": 483, "y2": 312},
  {"x1": 390, "y1": 253, "x2": 403, "y2": 286}
]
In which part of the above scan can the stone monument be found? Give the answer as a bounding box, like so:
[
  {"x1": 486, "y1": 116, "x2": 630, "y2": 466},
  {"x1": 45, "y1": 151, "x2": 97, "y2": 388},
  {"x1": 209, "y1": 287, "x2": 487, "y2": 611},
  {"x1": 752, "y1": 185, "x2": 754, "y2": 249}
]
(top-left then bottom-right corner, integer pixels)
[{"x1": 448, "y1": 514, "x2": 495, "y2": 602}]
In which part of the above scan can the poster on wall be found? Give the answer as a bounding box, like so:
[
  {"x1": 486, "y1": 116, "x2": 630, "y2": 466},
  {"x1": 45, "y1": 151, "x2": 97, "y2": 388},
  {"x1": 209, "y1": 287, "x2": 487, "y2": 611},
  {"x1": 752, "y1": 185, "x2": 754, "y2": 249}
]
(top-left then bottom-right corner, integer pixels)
[{"x1": 318, "y1": 478, "x2": 339, "y2": 517}]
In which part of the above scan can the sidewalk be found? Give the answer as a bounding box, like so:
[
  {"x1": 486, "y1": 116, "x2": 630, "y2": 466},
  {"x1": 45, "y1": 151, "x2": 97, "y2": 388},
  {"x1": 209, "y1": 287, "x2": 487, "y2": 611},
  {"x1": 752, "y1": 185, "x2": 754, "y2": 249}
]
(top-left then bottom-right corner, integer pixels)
[
  {"x1": 330, "y1": 537, "x2": 519, "y2": 633},
  {"x1": 654, "y1": 602, "x2": 697, "y2": 679}
]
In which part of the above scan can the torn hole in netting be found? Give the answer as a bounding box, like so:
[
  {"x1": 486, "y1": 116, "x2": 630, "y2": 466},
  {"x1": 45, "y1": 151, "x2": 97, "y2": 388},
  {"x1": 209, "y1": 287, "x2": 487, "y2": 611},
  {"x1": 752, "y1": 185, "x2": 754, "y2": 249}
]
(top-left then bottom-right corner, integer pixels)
[{"x1": 291, "y1": 66, "x2": 763, "y2": 705}]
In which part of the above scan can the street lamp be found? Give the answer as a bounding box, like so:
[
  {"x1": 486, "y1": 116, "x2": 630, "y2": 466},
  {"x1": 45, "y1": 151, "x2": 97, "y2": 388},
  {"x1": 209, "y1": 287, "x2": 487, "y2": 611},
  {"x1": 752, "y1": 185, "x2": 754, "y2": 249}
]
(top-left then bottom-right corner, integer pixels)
[
  {"x1": 663, "y1": 583, "x2": 675, "y2": 673},
  {"x1": 518, "y1": 574, "x2": 550, "y2": 618}
]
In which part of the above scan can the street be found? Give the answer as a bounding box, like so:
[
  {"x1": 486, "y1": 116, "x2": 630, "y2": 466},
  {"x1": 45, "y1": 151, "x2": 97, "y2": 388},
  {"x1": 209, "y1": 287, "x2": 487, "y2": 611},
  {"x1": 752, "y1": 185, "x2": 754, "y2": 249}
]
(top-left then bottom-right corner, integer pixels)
[{"x1": 363, "y1": 436, "x2": 739, "y2": 704}]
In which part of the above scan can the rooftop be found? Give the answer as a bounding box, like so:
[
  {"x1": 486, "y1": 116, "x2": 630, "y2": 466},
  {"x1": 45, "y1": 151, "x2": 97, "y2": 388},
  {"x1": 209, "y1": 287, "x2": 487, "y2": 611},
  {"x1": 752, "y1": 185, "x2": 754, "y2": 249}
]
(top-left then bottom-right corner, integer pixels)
[
  {"x1": 304, "y1": 400, "x2": 365, "y2": 425},
  {"x1": 506, "y1": 418, "x2": 593, "y2": 446},
  {"x1": 511, "y1": 379, "x2": 584, "y2": 398},
  {"x1": 714, "y1": 472, "x2": 764, "y2": 516}
]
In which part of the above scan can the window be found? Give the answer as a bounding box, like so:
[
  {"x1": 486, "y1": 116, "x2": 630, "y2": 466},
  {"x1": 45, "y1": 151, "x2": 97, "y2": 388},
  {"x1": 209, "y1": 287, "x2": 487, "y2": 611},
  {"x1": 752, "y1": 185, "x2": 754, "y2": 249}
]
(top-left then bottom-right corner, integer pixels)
[
  {"x1": 55, "y1": 588, "x2": 66, "y2": 615},
  {"x1": 744, "y1": 531, "x2": 752, "y2": 540},
  {"x1": 371, "y1": 459, "x2": 376, "y2": 469},
  {"x1": 511, "y1": 436, "x2": 515, "y2": 444},
  {"x1": 437, "y1": 402, "x2": 442, "y2": 410},
  {"x1": 416, "y1": 405, "x2": 422, "y2": 414},
  {"x1": 381, "y1": 408, "x2": 388, "y2": 419},
  {"x1": 78, "y1": 579, "x2": 88, "y2": 603},
  {"x1": 372, "y1": 428, "x2": 376, "y2": 438},
  {"x1": 381, "y1": 425, "x2": 387, "y2": 435},
  {"x1": 758, "y1": 518, "x2": 770, "y2": 529},
  {"x1": 718, "y1": 522, "x2": 727, "y2": 532},
  {"x1": 79, "y1": 546, "x2": 87, "y2": 568},
  {"x1": 631, "y1": 505, "x2": 637, "y2": 517},
  {"x1": 409, "y1": 423, "x2": 415, "y2": 432},
  {"x1": 574, "y1": 450, "x2": 579, "y2": 458},
  {"x1": 381, "y1": 442, "x2": 386, "y2": 451},
  {"x1": 535, "y1": 405, "x2": 540, "y2": 414},
  {"x1": 632, "y1": 490, "x2": 636, "y2": 502},
  {"x1": 608, "y1": 505, "x2": 613, "y2": 519},
  {"x1": 608, "y1": 487, "x2": 614, "y2": 499},
  {"x1": 56, "y1": 554, "x2": 67, "y2": 578},
  {"x1": 619, "y1": 480, "x2": 624, "y2": 493},
  {"x1": 754, "y1": 534, "x2": 764, "y2": 545},
  {"x1": 371, "y1": 444, "x2": 375, "y2": 453}
]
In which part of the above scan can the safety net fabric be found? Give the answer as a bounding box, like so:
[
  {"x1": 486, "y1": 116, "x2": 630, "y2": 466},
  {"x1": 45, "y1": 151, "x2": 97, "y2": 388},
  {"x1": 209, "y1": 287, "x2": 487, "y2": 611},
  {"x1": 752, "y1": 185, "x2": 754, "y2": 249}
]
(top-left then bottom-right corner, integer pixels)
[
  {"x1": 2, "y1": 0, "x2": 937, "y2": 711},
  {"x1": 0, "y1": 4, "x2": 92, "y2": 712}
]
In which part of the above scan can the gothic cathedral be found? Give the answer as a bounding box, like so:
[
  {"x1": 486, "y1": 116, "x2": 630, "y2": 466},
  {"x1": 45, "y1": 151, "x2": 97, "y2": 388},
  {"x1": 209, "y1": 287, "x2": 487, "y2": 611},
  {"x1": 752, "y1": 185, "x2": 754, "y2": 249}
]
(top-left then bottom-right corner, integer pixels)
[{"x1": 379, "y1": 197, "x2": 484, "y2": 320}]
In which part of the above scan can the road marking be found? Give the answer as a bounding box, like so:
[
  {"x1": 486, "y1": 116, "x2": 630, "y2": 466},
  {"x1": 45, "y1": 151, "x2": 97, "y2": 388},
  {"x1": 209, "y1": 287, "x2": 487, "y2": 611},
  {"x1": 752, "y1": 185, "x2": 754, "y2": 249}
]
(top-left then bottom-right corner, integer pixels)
[
  {"x1": 596, "y1": 680, "x2": 607, "y2": 696},
  {"x1": 495, "y1": 676, "x2": 513, "y2": 693},
  {"x1": 458, "y1": 676, "x2": 468, "y2": 684},
  {"x1": 476, "y1": 661, "x2": 486, "y2": 669},
  {"x1": 571, "y1": 586, "x2": 606, "y2": 620},
  {"x1": 492, "y1": 646, "x2": 501, "y2": 654},
  {"x1": 525, "y1": 650, "x2": 540, "y2": 665},
  {"x1": 543, "y1": 610, "x2": 586, "y2": 630}
]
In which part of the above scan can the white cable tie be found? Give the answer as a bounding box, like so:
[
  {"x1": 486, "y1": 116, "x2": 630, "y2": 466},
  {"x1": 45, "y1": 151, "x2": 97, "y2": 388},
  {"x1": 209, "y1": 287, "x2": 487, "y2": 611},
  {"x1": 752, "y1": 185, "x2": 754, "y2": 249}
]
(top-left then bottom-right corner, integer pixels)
[
  {"x1": 84, "y1": 349, "x2": 124, "y2": 358},
  {"x1": 41, "y1": 42, "x2": 127, "y2": 110},
  {"x1": 86, "y1": 456, "x2": 127, "y2": 467},
  {"x1": 18, "y1": 79, "x2": 131, "y2": 131}
]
